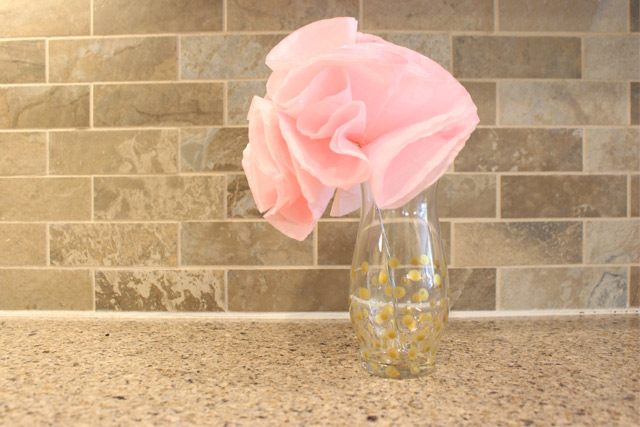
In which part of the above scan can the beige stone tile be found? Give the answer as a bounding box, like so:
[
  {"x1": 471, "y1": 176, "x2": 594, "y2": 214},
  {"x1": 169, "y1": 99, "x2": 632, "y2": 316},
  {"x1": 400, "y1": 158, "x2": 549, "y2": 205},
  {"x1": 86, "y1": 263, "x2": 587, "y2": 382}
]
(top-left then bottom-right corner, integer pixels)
[
  {"x1": 180, "y1": 127, "x2": 247, "y2": 172},
  {"x1": 94, "y1": 83, "x2": 222, "y2": 127},
  {"x1": 632, "y1": 82, "x2": 639, "y2": 126},
  {"x1": 376, "y1": 33, "x2": 451, "y2": 71},
  {"x1": 631, "y1": 175, "x2": 639, "y2": 217},
  {"x1": 454, "y1": 221, "x2": 582, "y2": 266},
  {"x1": 0, "y1": 40, "x2": 45, "y2": 84},
  {"x1": 181, "y1": 222, "x2": 313, "y2": 266},
  {"x1": 499, "y1": 0, "x2": 628, "y2": 32},
  {"x1": 440, "y1": 221, "x2": 451, "y2": 266},
  {"x1": 50, "y1": 223, "x2": 177, "y2": 266},
  {"x1": 363, "y1": 0, "x2": 493, "y2": 31},
  {"x1": 95, "y1": 270, "x2": 224, "y2": 311},
  {"x1": 584, "y1": 129, "x2": 639, "y2": 172},
  {"x1": 584, "y1": 36, "x2": 640, "y2": 80},
  {"x1": 499, "y1": 82, "x2": 627, "y2": 126},
  {"x1": 94, "y1": 176, "x2": 224, "y2": 221},
  {"x1": 0, "y1": 86, "x2": 89, "y2": 129},
  {"x1": 227, "y1": 81, "x2": 266, "y2": 125},
  {"x1": 0, "y1": 269, "x2": 92, "y2": 310},
  {"x1": 0, "y1": 0, "x2": 89, "y2": 37},
  {"x1": 438, "y1": 174, "x2": 496, "y2": 218},
  {"x1": 226, "y1": 174, "x2": 261, "y2": 219},
  {"x1": 585, "y1": 221, "x2": 640, "y2": 264},
  {"x1": 49, "y1": 37, "x2": 176, "y2": 83},
  {"x1": 449, "y1": 268, "x2": 496, "y2": 311},
  {"x1": 181, "y1": 35, "x2": 284, "y2": 79},
  {"x1": 318, "y1": 221, "x2": 359, "y2": 265},
  {"x1": 460, "y1": 81, "x2": 495, "y2": 126},
  {"x1": 455, "y1": 128, "x2": 582, "y2": 172},
  {"x1": 454, "y1": 36, "x2": 581, "y2": 79},
  {"x1": 228, "y1": 0, "x2": 358, "y2": 31},
  {"x1": 0, "y1": 178, "x2": 90, "y2": 221},
  {"x1": 500, "y1": 267, "x2": 628, "y2": 309},
  {"x1": 93, "y1": 0, "x2": 222, "y2": 34},
  {"x1": 0, "y1": 132, "x2": 46, "y2": 176},
  {"x1": 228, "y1": 269, "x2": 348, "y2": 311},
  {"x1": 0, "y1": 224, "x2": 46, "y2": 266},
  {"x1": 501, "y1": 175, "x2": 627, "y2": 218},
  {"x1": 630, "y1": 266, "x2": 639, "y2": 307},
  {"x1": 50, "y1": 130, "x2": 177, "y2": 175}
]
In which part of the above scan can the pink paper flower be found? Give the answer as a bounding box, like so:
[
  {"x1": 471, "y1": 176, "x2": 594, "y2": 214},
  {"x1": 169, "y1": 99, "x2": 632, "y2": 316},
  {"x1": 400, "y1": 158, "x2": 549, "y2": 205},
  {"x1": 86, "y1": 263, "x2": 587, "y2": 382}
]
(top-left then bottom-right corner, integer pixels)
[{"x1": 243, "y1": 17, "x2": 479, "y2": 241}]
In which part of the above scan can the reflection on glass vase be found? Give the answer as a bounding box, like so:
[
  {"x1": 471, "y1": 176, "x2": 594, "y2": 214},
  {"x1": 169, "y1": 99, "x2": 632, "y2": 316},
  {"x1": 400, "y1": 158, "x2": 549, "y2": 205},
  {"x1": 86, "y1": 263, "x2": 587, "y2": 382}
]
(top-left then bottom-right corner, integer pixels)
[{"x1": 349, "y1": 181, "x2": 449, "y2": 379}]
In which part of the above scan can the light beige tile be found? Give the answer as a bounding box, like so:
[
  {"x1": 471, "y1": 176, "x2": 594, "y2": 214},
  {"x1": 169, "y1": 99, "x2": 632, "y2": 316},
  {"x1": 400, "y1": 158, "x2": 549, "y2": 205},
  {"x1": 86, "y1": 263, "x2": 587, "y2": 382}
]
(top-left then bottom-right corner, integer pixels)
[
  {"x1": 49, "y1": 130, "x2": 177, "y2": 175},
  {"x1": 49, "y1": 37, "x2": 177, "y2": 83},
  {"x1": 437, "y1": 174, "x2": 496, "y2": 218},
  {"x1": 95, "y1": 270, "x2": 224, "y2": 311},
  {"x1": 0, "y1": 86, "x2": 90, "y2": 129},
  {"x1": 228, "y1": 269, "x2": 348, "y2": 311},
  {"x1": 226, "y1": 174, "x2": 261, "y2": 219},
  {"x1": 0, "y1": 178, "x2": 90, "y2": 221},
  {"x1": 0, "y1": 0, "x2": 90, "y2": 37},
  {"x1": 0, "y1": 40, "x2": 45, "y2": 84},
  {"x1": 0, "y1": 224, "x2": 46, "y2": 266},
  {"x1": 454, "y1": 221, "x2": 582, "y2": 266},
  {"x1": 94, "y1": 176, "x2": 224, "y2": 221},
  {"x1": 50, "y1": 223, "x2": 177, "y2": 266},
  {"x1": 499, "y1": 82, "x2": 627, "y2": 126},
  {"x1": 630, "y1": 266, "x2": 639, "y2": 307},
  {"x1": 181, "y1": 222, "x2": 313, "y2": 266},
  {"x1": 584, "y1": 36, "x2": 640, "y2": 80},
  {"x1": 377, "y1": 33, "x2": 451, "y2": 71},
  {"x1": 93, "y1": 0, "x2": 222, "y2": 34},
  {"x1": 94, "y1": 83, "x2": 222, "y2": 127},
  {"x1": 180, "y1": 127, "x2": 247, "y2": 172},
  {"x1": 585, "y1": 221, "x2": 640, "y2": 264},
  {"x1": 500, "y1": 267, "x2": 628, "y2": 309},
  {"x1": 450, "y1": 268, "x2": 496, "y2": 311},
  {"x1": 227, "y1": 81, "x2": 266, "y2": 125},
  {"x1": 584, "y1": 129, "x2": 640, "y2": 172},
  {"x1": 317, "y1": 221, "x2": 359, "y2": 265},
  {"x1": 501, "y1": 175, "x2": 627, "y2": 218},
  {"x1": 0, "y1": 269, "x2": 92, "y2": 310},
  {"x1": 461, "y1": 81, "x2": 496, "y2": 126},
  {"x1": 0, "y1": 132, "x2": 46, "y2": 176}
]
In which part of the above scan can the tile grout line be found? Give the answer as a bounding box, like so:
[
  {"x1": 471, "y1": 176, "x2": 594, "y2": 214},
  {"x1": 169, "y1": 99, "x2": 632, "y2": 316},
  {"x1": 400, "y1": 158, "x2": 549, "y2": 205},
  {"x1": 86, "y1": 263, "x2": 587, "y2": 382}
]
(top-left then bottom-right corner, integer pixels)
[
  {"x1": 89, "y1": 0, "x2": 94, "y2": 36},
  {"x1": 223, "y1": 0, "x2": 228, "y2": 32},
  {"x1": 494, "y1": 0, "x2": 499, "y2": 32}
]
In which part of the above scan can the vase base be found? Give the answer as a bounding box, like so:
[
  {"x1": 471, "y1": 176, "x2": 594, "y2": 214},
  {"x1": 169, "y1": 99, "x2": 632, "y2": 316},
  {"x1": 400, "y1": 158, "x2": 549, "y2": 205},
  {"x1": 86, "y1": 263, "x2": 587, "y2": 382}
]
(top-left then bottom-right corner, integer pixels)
[{"x1": 360, "y1": 359, "x2": 435, "y2": 379}]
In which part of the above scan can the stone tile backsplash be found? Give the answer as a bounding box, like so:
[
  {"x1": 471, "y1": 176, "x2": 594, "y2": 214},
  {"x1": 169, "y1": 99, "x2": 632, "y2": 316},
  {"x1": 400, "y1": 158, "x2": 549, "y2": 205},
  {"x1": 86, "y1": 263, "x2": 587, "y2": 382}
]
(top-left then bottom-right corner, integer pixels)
[{"x1": 0, "y1": 0, "x2": 637, "y2": 312}]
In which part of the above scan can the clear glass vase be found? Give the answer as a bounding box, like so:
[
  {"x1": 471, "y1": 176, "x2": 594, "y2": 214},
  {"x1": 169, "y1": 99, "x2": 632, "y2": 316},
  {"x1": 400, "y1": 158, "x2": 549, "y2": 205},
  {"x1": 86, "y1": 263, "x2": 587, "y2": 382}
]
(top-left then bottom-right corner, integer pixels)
[{"x1": 349, "y1": 181, "x2": 449, "y2": 379}]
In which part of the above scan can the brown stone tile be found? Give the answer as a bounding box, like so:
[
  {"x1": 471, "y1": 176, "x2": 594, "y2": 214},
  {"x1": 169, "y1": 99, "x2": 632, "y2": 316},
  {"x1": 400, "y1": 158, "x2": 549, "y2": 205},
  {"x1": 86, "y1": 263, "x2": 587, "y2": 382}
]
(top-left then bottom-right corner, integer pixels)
[
  {"x1": 377, "y1": 33, "x2": 451, "y2": 71},
  {"x1": 228, "y1": 269, "x2": 348, "y2": 311},
  {"x1": 49, "y1": 37, "x2": 177, "y2": 83},
  {"x1": 584, "y1": 36, "x2": 640, "y2": 80},
  {"x1": 180, "y1": 127, "x2": 247, "y2": 172},
  {"x1": 181, "y1": 222, "x2": 313, "y2": 266},
  {"x1": 499, "y1": 0, "x2": 628, "y2": 32},
  {"x1": 632, "y1": 82, "x2": 639, "y2": 126},
  {"x1": 50, "y1": 130, "x2": 177, "y2": 175},
  {"x1": 0, "y1": 224, "x2": 46, "y2": 266},
  {"x1": 181, "y1": 35, "x2": 284, "y2": 79},
  {"x1": 455, "y1": 128, "x2": 582, "y2": 172},
  {"x1": 500, "y1": 267, "x2": 628, "y2": 309},
  {"x1": 94, "y1": 83, "x2": 222, "y2": 127},
  {"x1": 632, "y1": 0, "x2": 640, "y2": 32},
  {"x1": 93, "y1": 0, "x2": 222, "y2": 34},
  {"x1": 363, "y1": 0, "x2": 493, "y2": 31},
  {"x1": 95, "y1": 270, "x2": 224, "y2": 311},
  {"x1": 318, "y1": 221, "x2": 359, "y2": 265},
  {"x1": 453, "y1": 36, "x2": 581, "y2": 79},
  {"x1": 226, "y1": 174, "x2": 261, "y2": 219},
  {"x1": 50, "y1": 223, "x2": 177, "y2": 266},
  {"x1": 501, "y1": 175, "x2": 627, "y2": 218},
  {"x1": 0, "y1": 132, "x2": 46, "y2": 176},
  {"x1": 0, "y1": 269, "x2": 92, "y2": 310},
  {"x1": 454, "y1": 221, "x2": 582, "y2": 266},
  {"x1": 585, "y1": 221, "x2": 639, "y2": 264},
  {"x1": 227, "y1": 81, "x2": 266, "y2": 125},
  {"x1": 449, "y1": 268, "x2": 496, "y2": 311},
  {"x1": 228, "y1": 0, "x2": 358, "y2": 31},
  {"x1": 0, "y1": 86, "x2": 89, "y2": 129},
  {"x1": 460, "y1": 81, "x2": 496, "y2": 126},
  {"x1": 0, "y1": 40, "x2": 45, "y2": 84},
  {"x1": 499, "y1": 82, "x2": 627, "y2": 126},
  {"x1": 0, "y1": 178, "x2": 90, "y2": 221},
  {"x1": 630, "y1": 266, "x2": 639, "y2": 307},
  {"x1": 584, "y1": 129, "x2": 639, "y2": 172},
  {"x1": 0, "y1": 0, "x2": 89, "y2": 37},
  {"x1": 94, "y1": 176, "x2": 224, "y2": 221},
  {"x1": 631, "y1": 175, "x2": 639, "y2": 217},
  {"x1": 437, "y1": 174, "x2": 496, "y2": 218}
]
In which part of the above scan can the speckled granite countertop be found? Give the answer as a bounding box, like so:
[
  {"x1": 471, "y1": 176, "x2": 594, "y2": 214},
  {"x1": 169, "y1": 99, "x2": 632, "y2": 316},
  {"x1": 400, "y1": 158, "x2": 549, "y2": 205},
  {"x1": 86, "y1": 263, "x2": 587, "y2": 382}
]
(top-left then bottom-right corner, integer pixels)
[{"x1": 0, "y1": 315, "x2": 638, "y2": 426}]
